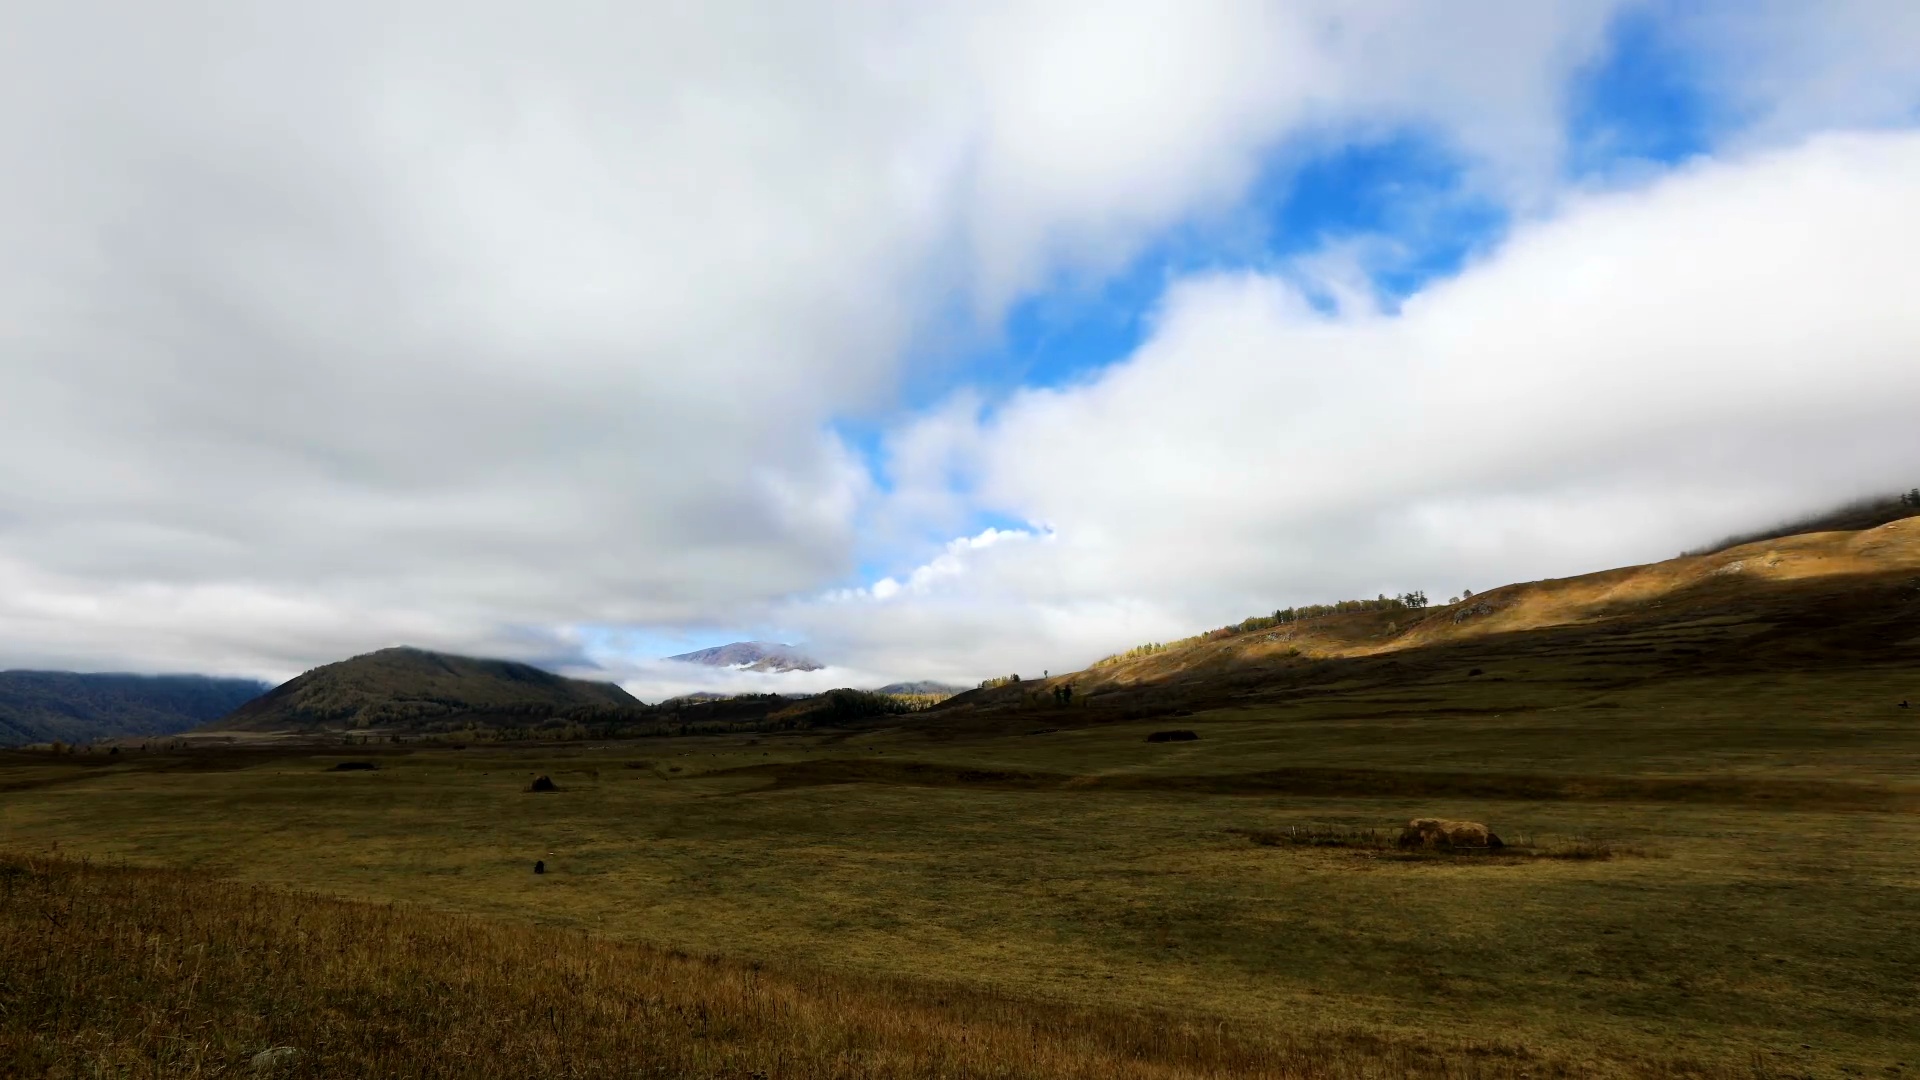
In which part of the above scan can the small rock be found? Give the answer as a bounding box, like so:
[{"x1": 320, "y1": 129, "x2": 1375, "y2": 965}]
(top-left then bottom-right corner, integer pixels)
[
  {"x1": 1453, "y1": 601, "x2": 1497, "y2": 624},
  {"x1": 251, "y1": 1046, "x2": 299, "y2": 1071}
]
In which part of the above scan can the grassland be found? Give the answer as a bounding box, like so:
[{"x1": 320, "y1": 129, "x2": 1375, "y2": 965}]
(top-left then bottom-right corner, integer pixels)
[
  {"x1": 6, "y1": 549, "x2": 1920, "y2": 1077},
  {"x1": 12, "y1": 853, "x2": 1535, "y2": 1079}
]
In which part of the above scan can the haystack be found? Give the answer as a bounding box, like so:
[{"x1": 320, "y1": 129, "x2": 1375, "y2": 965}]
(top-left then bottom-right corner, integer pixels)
[{"x1": 1398, "y1": 817, "x2": 1504, "y2": 850}]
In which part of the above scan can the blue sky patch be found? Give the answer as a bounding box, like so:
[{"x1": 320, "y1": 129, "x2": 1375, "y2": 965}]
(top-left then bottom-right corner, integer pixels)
[
  {"x1": 834, "y1": 128, "x2": 1517, "y2": 584},
  {"x1": 828, "y1": 14, "x2": 1751, "y2": 605},
  {"x1": 1567, "y1": 4, "x2": 1718, "y2": 176},
  {"x1": 881, "y1": 126, "x2": 1512, "y2": 431},
  {"x1": 1256, "y1": 128, "x2": 1509, "y2": 308}
]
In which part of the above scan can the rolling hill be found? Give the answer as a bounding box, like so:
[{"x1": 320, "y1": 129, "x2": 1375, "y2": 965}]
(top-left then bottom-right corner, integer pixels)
[
  {"x1": 938, "y1": 510, "x2": 1920, "y2": 724},
  {"x1": 204, "y1": 647, "x2": 639, "y2": 733},
  {"x1": 0, "y1": 672, "x2": 269, "y2": 746}
]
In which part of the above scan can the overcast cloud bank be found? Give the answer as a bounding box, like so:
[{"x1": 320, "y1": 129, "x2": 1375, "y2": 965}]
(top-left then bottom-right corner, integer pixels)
[{"x1": 2, "y1": 2, "x2": 1917, "y2": 696}]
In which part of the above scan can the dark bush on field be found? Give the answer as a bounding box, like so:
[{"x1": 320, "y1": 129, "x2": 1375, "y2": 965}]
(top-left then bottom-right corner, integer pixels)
[
  {"x1": 328, "y1": 761, "x2": 378, "y2": 772},
  {"x1": 813, "y1": 689, "x2": 910, "y2": 723},
  {"x1": 1233, "y1": 825, "x2": 1637, "y2": 861},
  {"x1": 1146, "y1": 730, "x2": 1199, "y2": 743},
  {"x1": 526, "y1": 775, "x2": 559, "y2": 793}
]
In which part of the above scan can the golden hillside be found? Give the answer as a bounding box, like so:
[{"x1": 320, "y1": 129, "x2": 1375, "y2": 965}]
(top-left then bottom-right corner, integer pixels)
[{"x1": 951, "y1": 513, "x2": 1920, "y2": 715}]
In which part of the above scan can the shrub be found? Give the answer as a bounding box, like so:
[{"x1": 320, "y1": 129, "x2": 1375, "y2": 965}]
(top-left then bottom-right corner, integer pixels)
[{"x1": 1097, "y1": 591, "x2": 1436, "y2": 667}]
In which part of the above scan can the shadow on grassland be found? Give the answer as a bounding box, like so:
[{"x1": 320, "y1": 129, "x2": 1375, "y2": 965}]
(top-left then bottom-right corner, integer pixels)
[{"x1": 711, "y1": 758, "x2": 1919, "y2": 812}]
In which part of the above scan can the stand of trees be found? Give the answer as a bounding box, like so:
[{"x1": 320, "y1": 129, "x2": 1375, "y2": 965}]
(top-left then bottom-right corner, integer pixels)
[{"x1": 1094, "y1": 591, "x2": 1437, "y2": 669}]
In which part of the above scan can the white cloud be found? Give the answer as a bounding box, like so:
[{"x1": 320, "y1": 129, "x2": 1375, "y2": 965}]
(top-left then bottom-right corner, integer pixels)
[
  {"x1": 0, "y1": 0, "x2": 1643, "y2": 681},
  {"x1": 839, "y1": 526, "x2": 1039, "y2": 604},
  {"x1": 1671, "y1": 1, "x2": 1920, "y2": 145},
  {"x1": 0, "y1": 3, "x2": 1915, "y2": 688},
  {"x1": 945, "y1": 0, "x2": 1627, "y2": 301},
  {"x1": 588, "y1": 659, "x2": 907, "y2": 706},
  {"x1": 822, "y1": 131, "x2": 1920, "y2": 678}
]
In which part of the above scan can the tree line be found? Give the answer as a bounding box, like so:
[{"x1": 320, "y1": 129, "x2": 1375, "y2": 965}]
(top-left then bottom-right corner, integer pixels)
[{"x1": 1093, "y1": 590, "x2": 1443, "y2": 669}]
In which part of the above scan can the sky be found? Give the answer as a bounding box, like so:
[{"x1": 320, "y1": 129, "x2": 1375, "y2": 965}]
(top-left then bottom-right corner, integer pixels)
[{"x1": 4, "y1": 1, "x2": 1920, "y2": 698}]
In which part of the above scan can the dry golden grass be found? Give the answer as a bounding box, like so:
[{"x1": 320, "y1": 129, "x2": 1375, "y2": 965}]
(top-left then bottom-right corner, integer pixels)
[
  {"x1": 0, "y1": 853, "x2": 1747, "y2": 1080},
  {"x1": 1053, "y1": 515, "x2": 1920, "y2": 696}
]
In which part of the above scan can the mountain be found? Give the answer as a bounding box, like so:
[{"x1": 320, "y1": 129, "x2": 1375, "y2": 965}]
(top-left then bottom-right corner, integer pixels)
[
  {"x1": 937, "y1": 510, "x2": 1920, "y2": 724},
  {"x1": 205, "y1": 646, "x2": 639, "y2": 733},
  {"x1": 0, "y1": 671, "x2": 269, "y2": 746},
  {"x1": 665, "y1": 641, "x2": 823, "y2": 673}
]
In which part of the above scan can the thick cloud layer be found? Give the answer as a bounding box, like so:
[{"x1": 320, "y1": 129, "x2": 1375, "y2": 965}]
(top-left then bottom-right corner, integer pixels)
[
  {"x1": 808, "y1": 133, "x2": 1920, "y2": 682},
  {"x1": 1, "y1": 2, "x2": 1915, "y2": 693}
]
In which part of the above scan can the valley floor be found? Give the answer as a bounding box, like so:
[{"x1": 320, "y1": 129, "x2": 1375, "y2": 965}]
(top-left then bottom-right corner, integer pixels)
[{"x1": 5, "y1": 651, "x2": 1919, "y2": 1077}]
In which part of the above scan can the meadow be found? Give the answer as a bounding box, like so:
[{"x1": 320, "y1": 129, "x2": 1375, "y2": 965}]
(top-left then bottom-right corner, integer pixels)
[{"x1": 6, "y1": 615, "x2": 1920, "y2": 1078}]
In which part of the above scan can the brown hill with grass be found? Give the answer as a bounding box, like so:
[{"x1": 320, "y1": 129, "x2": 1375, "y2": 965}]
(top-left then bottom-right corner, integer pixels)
[
  {"x1": 943, "y1": 513, "x2": 1920, "y2": 724},
  {"x1": 205, "y1": 647, "x2": 639, "y2": 734}
]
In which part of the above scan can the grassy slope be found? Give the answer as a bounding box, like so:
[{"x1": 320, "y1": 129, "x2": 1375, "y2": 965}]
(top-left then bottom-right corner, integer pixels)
[
  {"x1": 936, "y1": 515, "x2": 1920, "y2": 725},
  {"x1": 5, "y1": 522, "x2": 1920, "y2": 1076},
  {"x1": 0, "y1": 672, "x2": 267, "y2": 746}
]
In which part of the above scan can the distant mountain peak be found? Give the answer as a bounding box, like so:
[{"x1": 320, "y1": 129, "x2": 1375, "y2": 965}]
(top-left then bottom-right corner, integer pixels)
[{"x1": 664, "y1": 641, "x2": 823, "y2": 673}]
